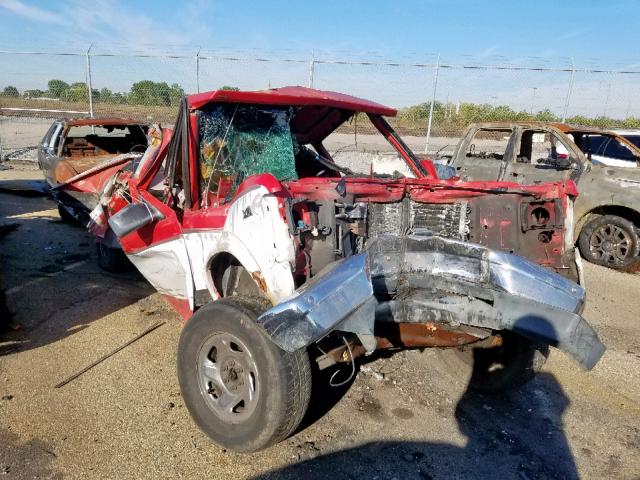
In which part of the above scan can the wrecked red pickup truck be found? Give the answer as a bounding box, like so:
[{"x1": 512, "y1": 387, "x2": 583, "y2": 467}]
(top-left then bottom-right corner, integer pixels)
[{"x1": 57, "y1": 87, "x2": 603, "y2": 452}]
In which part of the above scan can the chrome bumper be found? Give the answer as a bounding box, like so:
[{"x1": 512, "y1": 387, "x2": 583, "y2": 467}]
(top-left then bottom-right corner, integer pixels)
[{"x1": 257, "y1": 232, "x2": 605, "y2": 370}]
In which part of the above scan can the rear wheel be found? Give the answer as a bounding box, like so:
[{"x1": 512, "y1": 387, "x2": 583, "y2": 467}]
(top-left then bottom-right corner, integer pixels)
[
  {"x1": 95, "y1": 242, "x2": 132, "y2": 273},
  {"x1": 579, "y1": 215, "x2": 640, "y2": 269},
  {"x1": 442, "y1": 331, "x2": 549, "y2": 394},
  {"x1": 177, "y1": 297, "x2": 311, "y2": 452},
  {"x1": 57, "y1": 205, "x2": 77, "y2": 224}
]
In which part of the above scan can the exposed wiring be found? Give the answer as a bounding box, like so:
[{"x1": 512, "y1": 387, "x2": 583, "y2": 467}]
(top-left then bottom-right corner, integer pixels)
[
  {"x1": 139, "y1": 197, "x2": 156, "y2": 222},
  {"x1": 329, "y1": 336, "x2": 356, "y2": 387}
]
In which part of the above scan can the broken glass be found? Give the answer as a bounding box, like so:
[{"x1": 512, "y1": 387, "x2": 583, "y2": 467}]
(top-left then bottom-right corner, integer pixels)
[{"x1": 199, "y1": 104, "x2": 298, "y2": 204}]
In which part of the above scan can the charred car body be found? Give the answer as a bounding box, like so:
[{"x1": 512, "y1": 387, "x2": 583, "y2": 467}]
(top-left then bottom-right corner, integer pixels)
[
  {"x1": 38, "y1": 117, "x2": 149, "y2": 223},
  {"x1": 57, "y1": 88, "x2": 603, "y2": 452},
  {"x1": 444, "y1": 122, "x2": 640, "y2": 270}
]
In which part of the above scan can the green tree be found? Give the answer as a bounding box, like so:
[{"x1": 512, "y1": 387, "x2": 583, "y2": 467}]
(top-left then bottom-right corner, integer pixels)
[
  {"x1": 534, "y1": 109, "x2": 559, "y2": 122},
  {"x1": 111, "y1": 92, "x2": 127, "y2": 104},
  {"x1": 23, "y1": 89, "x2": 45, "y2": 98},
  {"x1": 220, "y1": 85, "x2": 240, "y2": 91},
  {"x1": 99, "y1": 87, "x2": 113, "y2": 103},
  {"x1": 61, "y1": 82, "x2": 89, "y2": 102},
  {"x1": 565, "y1": 115, "x2": 591, "y2": 126},
  {"x1": 2, "y1": 86, "x2": 19, "y2": 97},
  {"x1": 169, "y1": 83, "x2": 185, "y2": 105},
  {"x1": 129, "y1": 80, "x2": 173, "y2": 106},
  {"x1": 622, "y1": 117, "x2": 640, "y2": 128},
  {"x1": 47, "y1": 79, "x2": 69, "y2": 98}
]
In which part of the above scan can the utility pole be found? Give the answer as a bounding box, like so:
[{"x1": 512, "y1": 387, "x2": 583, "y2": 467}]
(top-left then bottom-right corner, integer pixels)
[
  {"x1": 445, "y1": 91, "x2": 450, "y2": 119},
  {"x1": 530, "y1": 87, "x2": 537, "y2": 115},
  {"x1": 85, "y1": 44, "x2": 94, "y2": 118},
  {"x1": 603, "y1": 80, "x2": 611, "y2": 117},
  {"x1": 424, "y1": 54, "x2": 440, "y2": 154},
  {"x1": 308, "y1": 51, "x2": 315, "y2": 88},
  {"x1": 195, "y1": 47, "x2": 201, "y2": 94},
  {"x1": 561, "y1": 59, "x2": 575, "y2": 123}
]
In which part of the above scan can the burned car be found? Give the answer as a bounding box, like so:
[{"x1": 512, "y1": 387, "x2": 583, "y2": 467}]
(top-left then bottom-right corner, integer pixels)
[
  {"x1": 444, "y1": 122, "x2": 640, "y2": 270},
  {"x1": 37, "y1": 117, "x2": 148, "y2": 223},
  {"x1": 57, "y1": 88, "x2": 603, "y2": 452}
]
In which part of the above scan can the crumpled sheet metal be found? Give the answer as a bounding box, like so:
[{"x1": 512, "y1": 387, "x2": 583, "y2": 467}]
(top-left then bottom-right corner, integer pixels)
[
  {"x1": 257, "y1": 231, "x2": 604, "y2": 370},
  {"x1": 368, "y1": 232, "x2": 585, "y2": 315},
  {"x1": 369, "y1": 232, "x2": 603, "y2": 369},
  {"x1": 257, "y1": 252, "x2": 375, "y2": 353}
]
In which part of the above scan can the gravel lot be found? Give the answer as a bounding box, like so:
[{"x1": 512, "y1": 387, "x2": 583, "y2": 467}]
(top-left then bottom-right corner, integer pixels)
[{"x1": 0, "y1": 164, "x2": 639, "y2": 480}]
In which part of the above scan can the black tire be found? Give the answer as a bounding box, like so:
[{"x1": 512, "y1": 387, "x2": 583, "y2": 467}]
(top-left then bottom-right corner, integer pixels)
[
  {"x1": 442, "y1": 331, "x2": 549, "y2": 394},
  {"x1": 57, "y1": 204, "x2": 77, "y2": 224},
  {"x1": 177, "y1": 297, "x2": 312, "y2": 452},
  {"x1": 95, "y1": 242, "x2": 132, "y2": 273},
  {"x1": 579, "y1": 214, "x2": 640, "y2": 269}
]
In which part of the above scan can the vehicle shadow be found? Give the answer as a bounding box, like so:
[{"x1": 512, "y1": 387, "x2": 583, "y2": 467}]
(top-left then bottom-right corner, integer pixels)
[
  {"x1": 299, "y1": 346, "x2": 403, "y2": 432},
  {"x1": 260, "y1": 370, "x2": 578, "y2": 480},
  {"x1": 270, "y1": 314, "x2": 583, "y2": 480},
  {"x1": 0, "y1": 190, "x2": 155, "y2": 355},
  {"x1": 0, "y1": 179, "x2": 50, "y2": 200},
  {"x1": 0, "y1": 428, "x2": 63, "y2": 479}
]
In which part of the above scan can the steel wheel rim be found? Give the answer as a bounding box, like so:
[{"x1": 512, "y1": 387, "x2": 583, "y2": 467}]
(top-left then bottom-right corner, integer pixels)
[
  {"x1": 196, "y1": 332, "x2": 260, "y2": 424},
  {"x1": 589, "y1": 223, "x2": 632, "y2": 265}
]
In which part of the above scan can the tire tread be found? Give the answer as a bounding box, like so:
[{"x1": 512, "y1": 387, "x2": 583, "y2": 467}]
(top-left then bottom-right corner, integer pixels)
[
  {"x1": 229, "y1": 297, "x2": 312, "y2": 447},
  {"x1": 578, "y1": 214, "x2": 640, "y2": 269},
  {"x1": 178, "y1": 296, "x2": 312, "y2": 452}
]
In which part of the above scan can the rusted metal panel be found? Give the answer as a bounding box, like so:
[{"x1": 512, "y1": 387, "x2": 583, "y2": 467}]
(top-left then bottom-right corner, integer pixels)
[
  {"x1": 447, "y1": 121, "x2": 640, "y2": 270},
  {"x1": 316, "y1": 323, "x2": 491, "y2": 369},
  {"x1": 374, "y1": 322, "x2": 484, "y2": 348}
]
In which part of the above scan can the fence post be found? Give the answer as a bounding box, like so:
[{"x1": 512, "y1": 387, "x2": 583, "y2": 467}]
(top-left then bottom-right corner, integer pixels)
[
  {"x1": 308, "y1": 52, "x2": 315, "y2": 88},
  {"x1": 424, "y1": 54, "x2": 440, "y2": 154},
  {"x1": 561, "y1": 59, "x2": 575, "y2": 123},
  {"x1": 85, "y1": 44, "x2": 94, "y2": 118},
  {"x1": 195, "y1": 48, "x2": 201, "y2": 94}
]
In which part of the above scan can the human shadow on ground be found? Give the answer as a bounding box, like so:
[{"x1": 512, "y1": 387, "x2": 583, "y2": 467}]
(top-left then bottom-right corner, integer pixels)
[
  {"x1": 257, "y1": 371, "x2": 578, "y2": 480},
  {"x1": 263, "y1": 314, "x2": 585, "y2": 480}
]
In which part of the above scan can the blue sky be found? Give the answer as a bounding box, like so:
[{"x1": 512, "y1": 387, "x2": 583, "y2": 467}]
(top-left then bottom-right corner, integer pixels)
[
  {"x1": 1, "y1": 0, "x2": 639, "y2": 64},
  {"x1": 1, "y1": 0, "x2": 639, "y2": 116}
]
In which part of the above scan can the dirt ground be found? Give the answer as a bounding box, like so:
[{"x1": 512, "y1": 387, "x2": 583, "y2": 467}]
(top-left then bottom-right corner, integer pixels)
[{"x1": 0, "y1": 163, "x2": 639, "y2": 480}]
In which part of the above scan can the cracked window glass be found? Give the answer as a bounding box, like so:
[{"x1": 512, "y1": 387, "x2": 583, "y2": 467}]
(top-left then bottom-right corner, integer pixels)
[{"x1": 199, "y1": 104, "x2": 297, "y2": 205}]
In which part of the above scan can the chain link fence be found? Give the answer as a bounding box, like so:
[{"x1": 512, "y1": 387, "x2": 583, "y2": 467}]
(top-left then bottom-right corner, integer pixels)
[{"x1": 2, "y1": 48, "x2": 640, "y2": 162}]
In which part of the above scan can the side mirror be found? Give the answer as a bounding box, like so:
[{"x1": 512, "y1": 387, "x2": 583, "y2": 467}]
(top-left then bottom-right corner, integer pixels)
[{"x1": 108, "y1": 201, "x2": 164, "y2": 238}]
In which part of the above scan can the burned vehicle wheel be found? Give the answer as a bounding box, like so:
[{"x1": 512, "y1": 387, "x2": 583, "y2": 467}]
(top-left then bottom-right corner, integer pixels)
[
  {"x1": 95, "y1": 242, "x2": 132, "y2": 273},
  {"x1": 446, "y1": 331, "x2": 549, "y2": 394},
  {"x1": 579, "y1": 215, "x2": 640, "y2": 269},
  {"x1": 177, "y1": 297, "x2": 312, "y2": 452}
]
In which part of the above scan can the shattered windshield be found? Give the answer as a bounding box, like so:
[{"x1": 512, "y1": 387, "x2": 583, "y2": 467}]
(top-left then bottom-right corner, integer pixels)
[{"x1": 199, "y1": 104, "x2": 298, "y2": 205}]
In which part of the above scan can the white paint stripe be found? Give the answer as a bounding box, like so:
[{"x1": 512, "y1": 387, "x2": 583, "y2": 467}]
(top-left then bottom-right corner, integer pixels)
[
  {"x1": 5, "y1": 260, "x2": 88, "y2": 296},
  {"x1": 0, "y1": 107, "x2": 89, "y2": 115}
]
